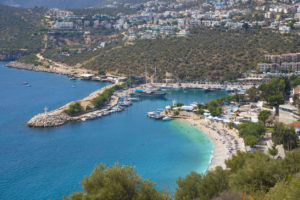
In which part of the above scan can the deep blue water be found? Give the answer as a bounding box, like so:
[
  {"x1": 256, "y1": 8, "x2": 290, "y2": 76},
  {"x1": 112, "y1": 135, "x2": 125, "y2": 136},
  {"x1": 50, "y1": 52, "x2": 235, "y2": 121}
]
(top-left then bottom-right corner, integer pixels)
[{"x1": 0, "y1": 61, "x2": 228, "y2": 199}]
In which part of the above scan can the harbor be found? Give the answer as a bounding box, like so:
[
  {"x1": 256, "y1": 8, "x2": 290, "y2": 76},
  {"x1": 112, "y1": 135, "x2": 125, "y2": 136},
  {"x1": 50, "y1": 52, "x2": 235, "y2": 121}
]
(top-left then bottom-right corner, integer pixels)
[{"x1": 26, "y1": 79, "x2": 253, "y2": 128}]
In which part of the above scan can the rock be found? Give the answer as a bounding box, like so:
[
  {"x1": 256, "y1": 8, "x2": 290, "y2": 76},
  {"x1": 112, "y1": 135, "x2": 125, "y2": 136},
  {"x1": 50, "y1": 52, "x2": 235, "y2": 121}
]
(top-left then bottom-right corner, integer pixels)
[
  {"x1": 6, "y1": 61, "x2": 36, "y2": 70},
  {"x1": 27, "y1": 111, "x2": 71, "y2": 127}
]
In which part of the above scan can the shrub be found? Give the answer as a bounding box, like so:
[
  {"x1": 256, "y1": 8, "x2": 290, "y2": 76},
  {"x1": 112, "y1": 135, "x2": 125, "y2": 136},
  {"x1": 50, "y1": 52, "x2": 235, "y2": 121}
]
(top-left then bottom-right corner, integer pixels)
[{"x1": 65, "y1": 102, "x2": 83, "y2": 115}]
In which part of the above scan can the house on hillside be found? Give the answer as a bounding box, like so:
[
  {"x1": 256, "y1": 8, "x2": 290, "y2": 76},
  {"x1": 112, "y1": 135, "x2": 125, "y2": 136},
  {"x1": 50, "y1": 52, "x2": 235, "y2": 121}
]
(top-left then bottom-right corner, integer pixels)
[{"x1": 290, "y1": 121, "x2": 300, "y2": 133}]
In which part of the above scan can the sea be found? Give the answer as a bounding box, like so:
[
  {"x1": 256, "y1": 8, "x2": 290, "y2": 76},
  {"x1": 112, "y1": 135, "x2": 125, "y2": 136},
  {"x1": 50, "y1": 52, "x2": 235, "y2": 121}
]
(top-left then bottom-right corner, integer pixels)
[{"x1": 0, "y1": 61, "x2": 228, "y2": 199}]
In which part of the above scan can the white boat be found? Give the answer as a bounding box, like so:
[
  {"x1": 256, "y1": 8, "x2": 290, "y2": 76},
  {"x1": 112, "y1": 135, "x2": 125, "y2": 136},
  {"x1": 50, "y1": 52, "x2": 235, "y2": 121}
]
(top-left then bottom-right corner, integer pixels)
[
  {"x1": 81, "y1": 117, "x2": 86, "y2": 121},
  {"x1": 128, "y1": 97, "x2": 139, "y2": 101},
  {"x1": 162, "y1": 116, "x2": 173, "y2": 121}
]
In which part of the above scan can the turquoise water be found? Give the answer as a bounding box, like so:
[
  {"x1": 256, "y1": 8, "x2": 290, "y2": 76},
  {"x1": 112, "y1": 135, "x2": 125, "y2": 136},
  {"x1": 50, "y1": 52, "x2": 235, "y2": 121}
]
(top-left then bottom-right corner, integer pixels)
[{"x1": 0, "y1": 61, "x2": 228, "y2": 199}]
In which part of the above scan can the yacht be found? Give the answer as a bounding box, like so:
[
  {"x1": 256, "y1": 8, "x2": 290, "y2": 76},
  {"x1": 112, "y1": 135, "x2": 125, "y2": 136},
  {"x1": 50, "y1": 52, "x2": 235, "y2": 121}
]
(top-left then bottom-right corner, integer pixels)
[{"x1": 162, "y1": 116, "x2": 173, "y2": 121}]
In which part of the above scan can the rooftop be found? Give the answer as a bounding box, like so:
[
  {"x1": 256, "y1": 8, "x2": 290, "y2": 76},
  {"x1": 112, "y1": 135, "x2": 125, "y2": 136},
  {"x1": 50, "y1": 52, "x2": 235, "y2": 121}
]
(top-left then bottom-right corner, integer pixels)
[{"x1": 290, "y1": 121, "x2": 300, "y2": 128}]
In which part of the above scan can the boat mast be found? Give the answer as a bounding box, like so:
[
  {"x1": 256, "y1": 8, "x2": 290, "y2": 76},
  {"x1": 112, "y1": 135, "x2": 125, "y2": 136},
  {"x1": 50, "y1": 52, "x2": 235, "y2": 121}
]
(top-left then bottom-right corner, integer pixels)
[
  {"x1": 154, "y1": 67, "x2": 157, "y2": 84},
  {"x1": 145, "y1": 66, "x2": 147, "y2": 88}
]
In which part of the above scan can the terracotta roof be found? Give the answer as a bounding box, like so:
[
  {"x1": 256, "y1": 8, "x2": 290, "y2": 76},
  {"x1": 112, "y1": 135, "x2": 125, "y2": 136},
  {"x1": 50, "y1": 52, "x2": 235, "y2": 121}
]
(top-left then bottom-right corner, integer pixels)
[
  {"x1": 294, "y1": 85, "x2": 300, "y2": 94},
  {"x1": 290, "y1": 121, "x2": 300, "y2": 128}
]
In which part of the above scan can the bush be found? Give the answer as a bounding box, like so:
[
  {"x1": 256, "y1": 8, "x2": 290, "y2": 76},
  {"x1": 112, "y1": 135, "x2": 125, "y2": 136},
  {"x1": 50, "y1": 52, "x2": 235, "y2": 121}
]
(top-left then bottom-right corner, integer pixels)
[
  {"x1": 238, "y1": 121, "x2": 265, "y2": 146},
  {"x1": 65, "y1": 102, "x2": 83, "y2": 115},
  {"x1": 244, "y1": 135, "x2": 258, "y2": 147},
  {"x1": 64, "y1": 163, "x2": 169, "y2": 200}
]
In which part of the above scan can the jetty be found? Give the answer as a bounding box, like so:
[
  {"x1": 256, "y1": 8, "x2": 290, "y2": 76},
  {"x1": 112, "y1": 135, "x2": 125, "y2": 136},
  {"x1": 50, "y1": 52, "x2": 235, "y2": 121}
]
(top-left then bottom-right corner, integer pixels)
[{"x1": 27, "y1": 84, "x2": 136, "y2": 127}]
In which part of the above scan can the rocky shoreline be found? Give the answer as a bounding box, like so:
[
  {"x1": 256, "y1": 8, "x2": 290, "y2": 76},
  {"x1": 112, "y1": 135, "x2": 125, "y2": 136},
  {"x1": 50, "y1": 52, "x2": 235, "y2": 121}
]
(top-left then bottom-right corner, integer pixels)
[
  {"x1": 6, "y1": 61, "x2": 37, "y2": 70},
  {"x1": 6, "y1": 61, "x2": 91, "y2": 78}
]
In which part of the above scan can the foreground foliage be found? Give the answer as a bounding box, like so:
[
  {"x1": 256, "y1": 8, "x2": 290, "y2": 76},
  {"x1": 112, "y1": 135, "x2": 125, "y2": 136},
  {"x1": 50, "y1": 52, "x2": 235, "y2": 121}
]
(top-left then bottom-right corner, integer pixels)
[
  {"x1": 65, "y1": 149, "x2": 300, "y2": 200},
  {"x1": 63, "y1": 163, "x2": 170, "y2": 200},
  {"x1": 175, "y1": 149, "x2": 300, "y2": 200}
]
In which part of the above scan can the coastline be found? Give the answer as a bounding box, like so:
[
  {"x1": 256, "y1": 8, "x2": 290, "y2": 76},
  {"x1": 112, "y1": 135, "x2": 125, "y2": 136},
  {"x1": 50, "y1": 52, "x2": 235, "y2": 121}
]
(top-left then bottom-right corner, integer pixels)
[
  {"x1": 5, "y1": 60, "x2": 94, "y2": 78},
  {"x1": 180, "y1": 117, "x2": 246, "y2": 171}
]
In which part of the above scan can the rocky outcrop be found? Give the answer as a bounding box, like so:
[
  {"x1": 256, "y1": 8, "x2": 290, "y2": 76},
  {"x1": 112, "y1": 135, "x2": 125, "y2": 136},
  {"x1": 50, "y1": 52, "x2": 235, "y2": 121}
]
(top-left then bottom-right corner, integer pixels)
[
  {"x1": 27, "y1": 111, "x2": 71, "y2": 128},
  {"x1": 6, "y1": 61, "x2": 36, "y2": 70}
]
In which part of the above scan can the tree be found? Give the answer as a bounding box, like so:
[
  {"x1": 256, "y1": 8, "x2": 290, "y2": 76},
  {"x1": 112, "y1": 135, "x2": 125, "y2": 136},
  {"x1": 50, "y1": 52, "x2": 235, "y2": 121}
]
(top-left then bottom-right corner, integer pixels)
[
  {"x1": 237, "y1": 121, "x2": 265, "y2": 146},
  {"x1": 244, "y1": 135, "x2": 258, "y2": 147},
  {"x1": 228, "y1": 151, "x2": 284, "y2": 195},
  {"x1": 268, "y1": 145, "x2": 278, "y2": 158},
  {"x1": 64, "y1": 163, "x2": 169, "y2": 200},
  {"x1": 207, "y1": 100, "x2": 222, "y2": 117},
  {"x1": 246, "y1": 87, "x2": 260, "y2": 102},
  {"x1": 258, "y1": 110, "x2": 271, "y2": 125},
  {"x1": 65, "y1": 102, "x2": 83, "y2": 115},
  {"x1": 175, "y1": 167, "x2": 229, "y2": 200},
  {"x1": 268, "y1": 172, "x2": 300, "y2": 200},
  {"x1": 242, "y1": 23, "x2": 249, "y2": 31},
  {"x1": 259, "y1": 78, "x2": 285, "y2": 116},
  {"x1": 272, "y1": 123, "x2": 299, "y2": 151},
  {"x1": 196, "y1": 108, "x2": 204, "y2": 115},
  {"x1": 175, "y1": 172, "x2": 203, "y2": 200}
]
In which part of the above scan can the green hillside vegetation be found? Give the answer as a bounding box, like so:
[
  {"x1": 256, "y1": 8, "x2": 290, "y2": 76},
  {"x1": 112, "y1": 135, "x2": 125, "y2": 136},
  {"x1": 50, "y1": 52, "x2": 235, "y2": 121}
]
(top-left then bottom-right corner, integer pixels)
[
  {"x1": 47, "y1": 27, "x2": 300, "y2": 81},
  {"x1": 71, "y1": 6, "x2": 137, "y2": 16},
  {"x1": 0, "y1": 5, "x2": 46, "y2": 56}
]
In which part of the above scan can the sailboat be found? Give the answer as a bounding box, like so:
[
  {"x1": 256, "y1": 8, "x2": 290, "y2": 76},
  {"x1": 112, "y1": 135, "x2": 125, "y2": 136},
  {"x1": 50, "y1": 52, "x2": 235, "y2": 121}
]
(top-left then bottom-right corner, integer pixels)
[{"x1": 135, "y1": 66, "x2": 166, "y2": 97}]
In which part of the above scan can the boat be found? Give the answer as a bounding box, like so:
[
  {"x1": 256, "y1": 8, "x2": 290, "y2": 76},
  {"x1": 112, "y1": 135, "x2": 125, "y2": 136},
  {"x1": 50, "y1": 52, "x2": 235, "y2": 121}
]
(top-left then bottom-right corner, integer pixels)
[
  {"x1": 162, "y1": 116, "x2": 173, "y2": 121},
  {"x1": 69, "y1": 77, "x2": 76, "y2": 80},
  {"x1": 173, "y1": 85, "x2": 181, "y2": 90},
  {"x1": 147, "y1": 111, "x2": 164, "y2": 119},
  {"x1": 118, "y1": 98, "x2": 132, "y2": 106},
  {"x1": 135, "y1": 66, "x2": 166, "y2": 97},
  {"x1": 81, "y1": 117, "x2": 87, "y2": 121},
  {"x1": 22, "y1": 82, "x2": 29, "y2": 85},
  {"x1": 135, "y1": 89, "x2": 166, "y2": 97},
  {"x1": 128, "y1": 97, "x2": 139, "y2": 101}
]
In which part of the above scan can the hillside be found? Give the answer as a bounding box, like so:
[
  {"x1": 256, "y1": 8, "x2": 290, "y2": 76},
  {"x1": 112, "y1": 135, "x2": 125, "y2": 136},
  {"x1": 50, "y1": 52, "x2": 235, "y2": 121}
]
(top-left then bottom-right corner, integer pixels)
[
  {"x1": 1, "y1": 0, "x2": 108, "y2": 9},
  {"x1": 48, "y1": 28, "x2": 300, "y2": 81},
  {"x1": 0, "y1": 4, "x2": 46, "y2": 59}
]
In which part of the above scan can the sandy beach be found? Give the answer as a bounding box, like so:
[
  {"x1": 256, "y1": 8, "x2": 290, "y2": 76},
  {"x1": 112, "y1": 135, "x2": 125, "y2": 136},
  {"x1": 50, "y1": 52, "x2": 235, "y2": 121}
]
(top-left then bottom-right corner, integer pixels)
[{"x1": 182, "y1": 117, "x2": 246, "y2": 170}]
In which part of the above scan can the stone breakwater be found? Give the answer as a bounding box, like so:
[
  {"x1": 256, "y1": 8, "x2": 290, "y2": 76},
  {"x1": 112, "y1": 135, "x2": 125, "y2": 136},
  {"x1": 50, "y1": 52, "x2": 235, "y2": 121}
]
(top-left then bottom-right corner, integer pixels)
[
  {"x1": 27, "y1": 111, "x2": 71, "y2": 127},
  {"x1": 27, "y1": 84, "x2": 118, "y2": 128}
]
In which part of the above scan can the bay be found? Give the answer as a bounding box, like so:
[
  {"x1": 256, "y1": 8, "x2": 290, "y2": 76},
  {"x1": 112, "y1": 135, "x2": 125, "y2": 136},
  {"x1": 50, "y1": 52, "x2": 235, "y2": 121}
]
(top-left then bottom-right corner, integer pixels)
[{"x1": 0, "y1": 61, "x2": 228, "y2": 199}]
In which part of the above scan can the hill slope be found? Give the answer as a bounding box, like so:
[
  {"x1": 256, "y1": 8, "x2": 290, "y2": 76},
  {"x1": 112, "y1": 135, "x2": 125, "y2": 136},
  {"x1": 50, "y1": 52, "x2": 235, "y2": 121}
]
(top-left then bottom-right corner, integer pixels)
[
  {"x1": 0, "y1": 4, "x2": 45, "y2": 59},
  {"x1": 50, "y1": 28, "x2": 300, "y2": 81},
  {"x1": 0, "y1": 0, "x2": 106, "y2": 8}
]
